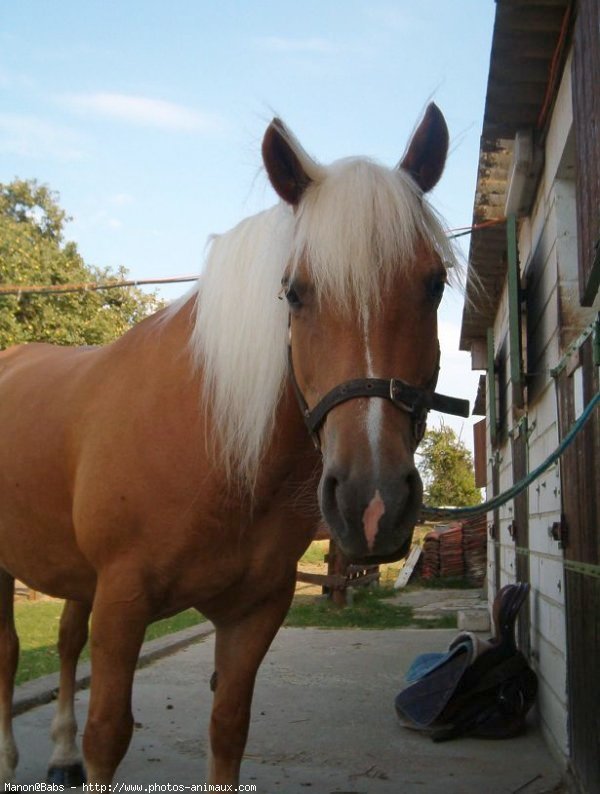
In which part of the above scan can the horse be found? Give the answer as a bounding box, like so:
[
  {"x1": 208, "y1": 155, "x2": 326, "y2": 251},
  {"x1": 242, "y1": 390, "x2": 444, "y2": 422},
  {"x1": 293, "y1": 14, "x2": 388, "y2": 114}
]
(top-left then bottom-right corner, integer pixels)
[{"x1": 0, "y1": 103, "x2": 466, "y2": 786}]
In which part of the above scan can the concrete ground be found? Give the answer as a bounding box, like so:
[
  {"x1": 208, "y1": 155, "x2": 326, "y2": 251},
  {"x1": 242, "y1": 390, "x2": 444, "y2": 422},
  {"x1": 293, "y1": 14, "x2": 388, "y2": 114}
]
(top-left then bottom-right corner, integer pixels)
[
  {"x1": 11, "y1": 625, "x2": 564, "y2": 793},
  {"x1": 391, "y1": 587, "x2": 491, "y2": 630}
]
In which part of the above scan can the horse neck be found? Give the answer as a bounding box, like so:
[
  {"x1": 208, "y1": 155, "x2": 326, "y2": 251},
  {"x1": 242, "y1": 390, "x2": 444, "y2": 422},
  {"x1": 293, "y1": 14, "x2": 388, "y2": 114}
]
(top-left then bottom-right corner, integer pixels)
[
  {"x1": 144, "y1": 298, "x2": 320, "y2": 504},
  {"x1": 257, "y1": 377, "x2": 321, "y2": 491}
]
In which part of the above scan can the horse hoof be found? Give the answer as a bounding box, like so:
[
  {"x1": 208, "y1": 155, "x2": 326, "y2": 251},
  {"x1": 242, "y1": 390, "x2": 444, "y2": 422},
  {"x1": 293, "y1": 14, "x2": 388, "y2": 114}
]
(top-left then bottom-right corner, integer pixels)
[{"x1": 47, "y1": 763, "x2": 87, "y2": 787}]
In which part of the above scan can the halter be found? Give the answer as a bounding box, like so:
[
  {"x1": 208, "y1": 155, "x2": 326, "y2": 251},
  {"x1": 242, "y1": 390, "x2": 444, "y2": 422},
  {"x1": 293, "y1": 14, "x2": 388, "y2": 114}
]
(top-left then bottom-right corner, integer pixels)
[{"x1": 287, "y1": 324, "x2": 470, "y2": 450}]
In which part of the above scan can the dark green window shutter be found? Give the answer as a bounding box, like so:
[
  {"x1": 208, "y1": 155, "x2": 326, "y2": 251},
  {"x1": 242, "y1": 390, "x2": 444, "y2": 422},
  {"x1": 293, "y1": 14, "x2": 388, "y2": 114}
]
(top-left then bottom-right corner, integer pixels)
[
  {"x1": 507, "y1": 214, "x2": 524, "y2": 408},
  {"x1": 487, "y1": 327, "x2": 497, "y2": 447}
]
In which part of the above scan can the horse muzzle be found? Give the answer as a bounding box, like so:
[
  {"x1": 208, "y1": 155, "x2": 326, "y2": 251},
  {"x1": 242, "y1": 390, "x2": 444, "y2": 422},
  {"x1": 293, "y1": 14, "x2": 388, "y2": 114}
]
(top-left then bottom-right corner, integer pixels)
[{"x1": 318, "y1": 463, "x2": 423, "y2": 562}]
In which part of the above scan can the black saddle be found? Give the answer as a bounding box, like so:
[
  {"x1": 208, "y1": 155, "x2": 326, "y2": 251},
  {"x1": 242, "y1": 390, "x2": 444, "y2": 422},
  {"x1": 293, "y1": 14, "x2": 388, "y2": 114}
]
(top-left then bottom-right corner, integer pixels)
[{"x1": 395, "y1": 582, "x2": 537, "y2": 741}]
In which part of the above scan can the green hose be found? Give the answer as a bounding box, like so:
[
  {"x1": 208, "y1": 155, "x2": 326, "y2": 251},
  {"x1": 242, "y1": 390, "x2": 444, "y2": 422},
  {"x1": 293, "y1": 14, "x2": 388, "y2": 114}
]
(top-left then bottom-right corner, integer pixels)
[{"x1": 420, "y1": 390, "x2": 600, "y2": 521}]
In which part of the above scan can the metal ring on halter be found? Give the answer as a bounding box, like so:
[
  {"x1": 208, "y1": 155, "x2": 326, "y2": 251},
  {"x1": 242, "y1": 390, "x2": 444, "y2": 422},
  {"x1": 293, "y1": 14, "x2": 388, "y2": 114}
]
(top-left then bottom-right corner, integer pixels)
[{"x1": 389, "y1": 379, "x2": 417, "y2": 414}]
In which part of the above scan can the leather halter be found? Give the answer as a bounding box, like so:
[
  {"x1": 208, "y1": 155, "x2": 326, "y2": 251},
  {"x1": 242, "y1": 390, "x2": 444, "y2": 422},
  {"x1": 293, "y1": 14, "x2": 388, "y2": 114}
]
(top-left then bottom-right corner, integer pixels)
[{"x1": 287, "y1": 327, "x2": 470, "y2": 450}]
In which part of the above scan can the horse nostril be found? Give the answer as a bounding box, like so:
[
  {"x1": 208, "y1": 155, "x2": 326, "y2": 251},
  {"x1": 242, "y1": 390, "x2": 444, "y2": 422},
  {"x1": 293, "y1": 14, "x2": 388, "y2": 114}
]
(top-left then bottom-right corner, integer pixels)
[
  {"x1": 405, "y1": 468, "x2": 418, "y2": 491},
  {"x1": 321, "y1": 472, "x2": 339, "y2": 514},
  {"x1": 404, "y1": 467, "x2": 423, "y2": 504},
  {"x1": 321, "y1": 467, "x2": 352, "y2": 529}
]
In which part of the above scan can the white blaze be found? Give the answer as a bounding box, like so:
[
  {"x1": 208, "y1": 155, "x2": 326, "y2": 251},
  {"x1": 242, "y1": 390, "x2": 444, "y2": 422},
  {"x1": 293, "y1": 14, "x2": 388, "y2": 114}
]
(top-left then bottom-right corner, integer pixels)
[
  {"x1": 364, "y1": 327, "x2": 383, "y2": 473},
  {"x1": 362, "y1": 322, "x2": 387, "y2": 549}
]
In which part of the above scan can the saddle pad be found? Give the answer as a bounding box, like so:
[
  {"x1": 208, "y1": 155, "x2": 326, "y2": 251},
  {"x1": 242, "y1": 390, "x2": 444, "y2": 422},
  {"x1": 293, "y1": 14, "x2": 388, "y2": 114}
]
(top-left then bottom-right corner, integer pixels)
[{"x1": 395, "y1": 646, "x2": 470, "y2": 728}]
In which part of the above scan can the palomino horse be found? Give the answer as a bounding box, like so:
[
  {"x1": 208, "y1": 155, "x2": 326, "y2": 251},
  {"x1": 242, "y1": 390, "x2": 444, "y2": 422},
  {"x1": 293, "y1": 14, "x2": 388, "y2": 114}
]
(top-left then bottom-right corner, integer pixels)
[{"x1": 0, "y1": 103, "x2": 467, "y2": 785}]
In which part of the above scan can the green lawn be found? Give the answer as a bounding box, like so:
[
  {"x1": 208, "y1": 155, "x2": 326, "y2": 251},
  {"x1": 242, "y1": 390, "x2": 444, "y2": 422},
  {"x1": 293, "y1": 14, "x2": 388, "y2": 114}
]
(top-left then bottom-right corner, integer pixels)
[
  {"x1": 285, "y1": 586, "x2": 457, "y2": 630},
  {"x1": 14, "y1": 600, "x2": 204, "y2": 686},
  {"x1": 293, "y1": 537, "x2": 461, "y2": 630},
  {"x1": 299, "y1": 539, "x2": 328, "y2": 565}
]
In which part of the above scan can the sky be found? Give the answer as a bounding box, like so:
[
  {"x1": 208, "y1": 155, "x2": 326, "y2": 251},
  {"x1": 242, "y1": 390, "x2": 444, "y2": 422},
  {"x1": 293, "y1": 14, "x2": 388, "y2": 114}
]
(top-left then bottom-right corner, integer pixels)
[{"x1": 1, "y1": 1, "x2": 496, "y2": 451}]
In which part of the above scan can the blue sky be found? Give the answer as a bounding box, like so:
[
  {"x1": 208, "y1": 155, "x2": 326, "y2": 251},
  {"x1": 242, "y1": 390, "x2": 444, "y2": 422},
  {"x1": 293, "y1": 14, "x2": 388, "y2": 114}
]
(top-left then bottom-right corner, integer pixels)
[{"x1": 1, "y1": 1, "x2": 496, "y2": 449}]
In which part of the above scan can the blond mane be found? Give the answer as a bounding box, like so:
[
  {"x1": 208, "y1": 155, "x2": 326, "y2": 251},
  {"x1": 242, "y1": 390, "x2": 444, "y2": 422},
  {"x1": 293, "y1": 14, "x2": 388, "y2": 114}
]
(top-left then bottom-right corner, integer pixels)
[{"x1": 177, "y1": 146, "x2": 456, "y2": 488}]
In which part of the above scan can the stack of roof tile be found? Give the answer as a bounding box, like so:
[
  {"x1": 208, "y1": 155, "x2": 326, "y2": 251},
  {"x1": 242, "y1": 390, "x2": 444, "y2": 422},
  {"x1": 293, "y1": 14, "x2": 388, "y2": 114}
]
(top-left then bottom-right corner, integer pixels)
[
  {"x1": 420, "y1": 518, "x2": 488, "y2": 584},
  {"x1": 421, "y1": 530, "x2": 441, "y2": 579},
  {"x1": 462, "y1": 515, "x2": 487, "y2": 586},
  {"x1": 439, "y1": 525, "x2": 464, "y2": 578}
]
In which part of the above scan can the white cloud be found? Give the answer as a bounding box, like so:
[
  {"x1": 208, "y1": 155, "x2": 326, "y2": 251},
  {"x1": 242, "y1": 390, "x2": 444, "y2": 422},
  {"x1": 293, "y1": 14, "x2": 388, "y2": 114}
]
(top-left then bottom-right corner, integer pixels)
[
  {"x1": 110, "y1": 192, "x2": 134, "y2": 207},
  {"x1": 0, "y1": 113, "x2": 85, "y2": 161},
  {"x1": 60, "y1": 92, "x2": 224, "y2": 133}
]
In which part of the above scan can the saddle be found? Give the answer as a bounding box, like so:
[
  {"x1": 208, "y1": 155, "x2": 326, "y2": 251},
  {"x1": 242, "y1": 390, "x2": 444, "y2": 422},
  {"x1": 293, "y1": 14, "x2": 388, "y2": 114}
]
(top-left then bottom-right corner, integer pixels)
[{"x1": 395, "y1": 582, "x2": 538, "y2": 741}]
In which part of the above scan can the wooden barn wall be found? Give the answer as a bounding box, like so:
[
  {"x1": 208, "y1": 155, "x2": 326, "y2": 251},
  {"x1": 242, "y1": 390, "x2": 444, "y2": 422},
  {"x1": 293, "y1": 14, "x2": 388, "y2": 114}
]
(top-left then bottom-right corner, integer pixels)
[
  {"x1": 486, "y1": 56, "x2": 581, "y2": 760},
  {"x1": 484, "y1": 45, "x2": 600, "y2": 774},
  {"x1": 558, "y1": 333, "x2": 600, "y2": 794},
  {"x1": 518, "y1": 184, "x2": 568, "y2": 759},
  {"x1": 563, "y1": 4, "x2": 600, "y2": 790},
  {"x1": 572, "y1": 0, "x2": 600, "y2": 306},
  {"x1": 470, "y1": 0, "x2": 600, "y2": 780},
  {"x1": 520, "y1": 178, "x2": 569, "y2": 759}
]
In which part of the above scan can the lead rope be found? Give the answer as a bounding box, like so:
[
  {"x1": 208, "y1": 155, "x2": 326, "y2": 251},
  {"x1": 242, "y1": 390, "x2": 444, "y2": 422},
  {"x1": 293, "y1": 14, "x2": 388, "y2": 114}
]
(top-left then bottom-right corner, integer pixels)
[{"x1": 420, "y1": 390, "x2": 600, "y2": 521}]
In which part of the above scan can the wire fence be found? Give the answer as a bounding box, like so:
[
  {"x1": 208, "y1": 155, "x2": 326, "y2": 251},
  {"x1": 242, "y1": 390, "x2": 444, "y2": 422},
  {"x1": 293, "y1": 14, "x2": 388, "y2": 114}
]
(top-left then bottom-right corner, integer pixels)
[{"x1": 0, "y1": 219, "x2": 507, "y2": 298}]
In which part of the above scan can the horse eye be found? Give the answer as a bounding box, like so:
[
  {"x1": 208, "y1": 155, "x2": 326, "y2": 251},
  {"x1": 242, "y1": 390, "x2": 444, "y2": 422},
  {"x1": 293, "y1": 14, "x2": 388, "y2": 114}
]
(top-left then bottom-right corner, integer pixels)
[
  {"x1": 427, "y1": 274, "x2": 446, "y2": 306},
  {"x1": 285, "y1": 286, "x2": 302, "y2": 309}
]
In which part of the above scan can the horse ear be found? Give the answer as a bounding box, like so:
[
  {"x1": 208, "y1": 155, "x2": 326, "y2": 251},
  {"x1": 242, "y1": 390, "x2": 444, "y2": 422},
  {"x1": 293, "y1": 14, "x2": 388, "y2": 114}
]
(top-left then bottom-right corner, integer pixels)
[
  {"x1": 262, "y1": 119, "x2": 312, "y2": 205},
  {"x1": 399, "y1": 103, "x2": 449, "y2": 193}
]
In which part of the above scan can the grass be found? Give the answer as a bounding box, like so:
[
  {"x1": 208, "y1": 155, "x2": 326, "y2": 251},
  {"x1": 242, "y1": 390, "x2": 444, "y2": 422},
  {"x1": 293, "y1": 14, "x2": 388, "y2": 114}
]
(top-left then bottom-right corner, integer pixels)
[
  {"x1": 286, "y1": 590, "x2": 414, "y2": 629},
  {"x1": 292, "y1": 537, "x2": 472, "y2": 630},
  {"x1": 14, "y1": 600, "x2": 204, "y2": 686},
  {"x1": 299, "y1": 539, "x2": 328, "y2": 565},
  {"x1": 285, "y1": 585, "x2": 458, "y2": 631}
]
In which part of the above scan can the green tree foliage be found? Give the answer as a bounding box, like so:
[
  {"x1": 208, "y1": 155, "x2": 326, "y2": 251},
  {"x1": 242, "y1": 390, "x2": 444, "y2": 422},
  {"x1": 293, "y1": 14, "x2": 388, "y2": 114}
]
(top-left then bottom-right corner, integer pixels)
[
  {"x1": 0, "y1": 179, "x2": 163, "y2": 349},
  {"x1": 418, "y1": 424, "x2": 482, "y2": 507}
]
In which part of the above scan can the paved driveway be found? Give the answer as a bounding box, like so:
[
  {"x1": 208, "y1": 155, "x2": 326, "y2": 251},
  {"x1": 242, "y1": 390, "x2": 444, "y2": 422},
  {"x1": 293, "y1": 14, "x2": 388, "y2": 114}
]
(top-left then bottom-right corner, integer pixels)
[{"x1": 13, "y1": 627, "x2": 563, "y2": 793}]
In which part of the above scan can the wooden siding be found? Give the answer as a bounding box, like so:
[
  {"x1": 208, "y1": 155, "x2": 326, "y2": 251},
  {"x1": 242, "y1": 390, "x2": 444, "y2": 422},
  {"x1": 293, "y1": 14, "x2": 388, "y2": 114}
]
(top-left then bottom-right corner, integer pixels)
[
  {"x1": 557, "y1": 335, "x2": 600, "y2": 794},
  {"x1": 512, "y1": 429, "x2": 531, "y2": 656},
  {"x1": 572, "y1": 0, "x2": 600, "y2": 305},
  {"x1": 463, "y1": 1, "x2": 598, "y2": 774}
]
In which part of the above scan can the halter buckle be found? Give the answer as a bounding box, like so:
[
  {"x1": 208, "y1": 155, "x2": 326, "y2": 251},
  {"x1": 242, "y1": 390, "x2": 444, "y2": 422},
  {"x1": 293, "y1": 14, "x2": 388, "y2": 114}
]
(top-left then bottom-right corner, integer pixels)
[{"x1": 389, "y1": 378, "x2": 421, "y2": 415}]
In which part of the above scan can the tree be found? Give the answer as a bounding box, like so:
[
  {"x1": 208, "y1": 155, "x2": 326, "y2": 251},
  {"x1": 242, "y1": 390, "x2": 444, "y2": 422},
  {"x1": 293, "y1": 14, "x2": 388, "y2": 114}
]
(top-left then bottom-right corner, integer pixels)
[
  {"x1": 417, "y1": 424, "x2": 482, "y2": 507},
  {"x1": 0, "y1": 179, "x2": 163, "y2": 349}
]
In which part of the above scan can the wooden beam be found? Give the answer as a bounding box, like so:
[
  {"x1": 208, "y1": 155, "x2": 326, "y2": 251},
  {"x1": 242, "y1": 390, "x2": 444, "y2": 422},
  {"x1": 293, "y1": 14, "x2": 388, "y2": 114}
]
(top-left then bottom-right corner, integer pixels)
[
  {"x1": 581, "y1": 238, "x2": 600, "y2": 306},
  {"x1": 296, "y1": 571, "x2": 347, "y2": 589},
  {"x1": 488, "y1": 327, "x2": 498, "y2": 447},
  {"x1": 507, "y1": 214, "x2": 524, "y2": 408}
]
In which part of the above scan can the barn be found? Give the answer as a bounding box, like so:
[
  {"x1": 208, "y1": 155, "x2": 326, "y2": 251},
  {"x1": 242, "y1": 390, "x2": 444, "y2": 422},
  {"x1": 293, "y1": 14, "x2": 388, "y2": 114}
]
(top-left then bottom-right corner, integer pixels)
[{"x1": 459, "y1": 1, "x2": 599, "y2": 791}]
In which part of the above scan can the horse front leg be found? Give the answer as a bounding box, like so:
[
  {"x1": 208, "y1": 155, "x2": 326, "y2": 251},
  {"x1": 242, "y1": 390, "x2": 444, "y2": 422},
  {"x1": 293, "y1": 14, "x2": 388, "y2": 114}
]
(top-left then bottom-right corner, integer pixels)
[
  {"x1": 208, "y1": 575, "x2": 296, "y2": 786},
  {"x1": 0, "y1": 570, "x2": 19, "y2": 784},
  {"x1": 82, "y1": 572, "x2": 150, "y2": 785},
  {"x1": 47, "y1": 599, "x2": 91, "y2": 786}
]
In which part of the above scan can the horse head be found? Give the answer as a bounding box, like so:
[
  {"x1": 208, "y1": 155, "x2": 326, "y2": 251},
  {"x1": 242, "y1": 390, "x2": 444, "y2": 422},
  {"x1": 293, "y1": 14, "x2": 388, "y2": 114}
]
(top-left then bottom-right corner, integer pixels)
[{"x1": 263, "y1": 105, "x2": 453, "y2": 563}]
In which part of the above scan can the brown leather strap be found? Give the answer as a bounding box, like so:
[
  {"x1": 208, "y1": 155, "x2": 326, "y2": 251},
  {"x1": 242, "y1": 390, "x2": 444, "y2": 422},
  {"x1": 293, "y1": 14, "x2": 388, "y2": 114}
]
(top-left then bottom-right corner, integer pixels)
[
  {"x1": 287, "y1": 329, "x2": 469, "y2": 450},
  {"x1": 305, "y1": 377, "x2": 469, "y2": 436}
]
